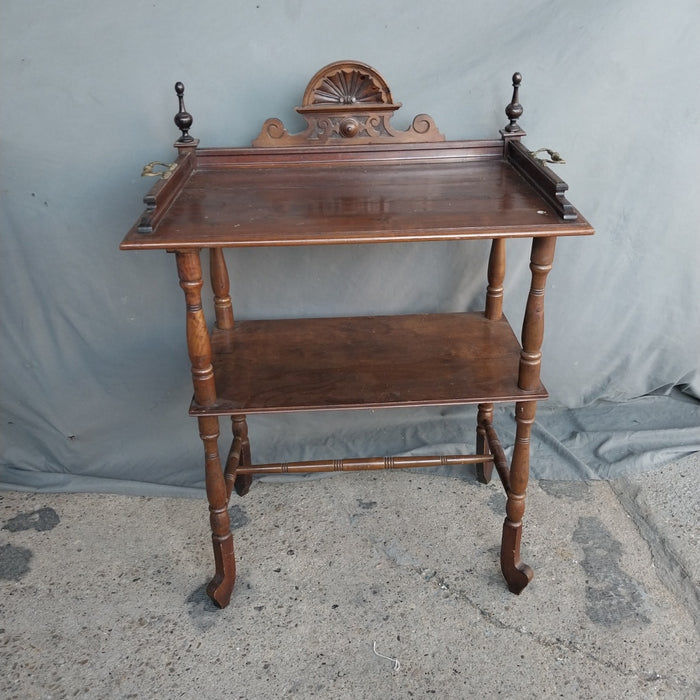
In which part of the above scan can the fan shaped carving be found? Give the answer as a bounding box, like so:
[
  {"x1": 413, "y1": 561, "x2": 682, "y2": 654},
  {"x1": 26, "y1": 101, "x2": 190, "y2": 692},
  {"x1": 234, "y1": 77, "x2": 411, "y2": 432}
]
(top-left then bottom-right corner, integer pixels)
[
  {"x1": 303, "y1": 61, "x2": 392, "y2": 106},
  {"x1": 253, "y1": 60, "x2": 444, "y2": 147}
]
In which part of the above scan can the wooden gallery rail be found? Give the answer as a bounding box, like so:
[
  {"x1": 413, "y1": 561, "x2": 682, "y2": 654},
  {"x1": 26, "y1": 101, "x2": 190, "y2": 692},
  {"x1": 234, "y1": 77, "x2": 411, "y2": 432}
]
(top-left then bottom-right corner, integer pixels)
[{"x1": 121, "y1": 61, "x2": 593, "y2": 608}]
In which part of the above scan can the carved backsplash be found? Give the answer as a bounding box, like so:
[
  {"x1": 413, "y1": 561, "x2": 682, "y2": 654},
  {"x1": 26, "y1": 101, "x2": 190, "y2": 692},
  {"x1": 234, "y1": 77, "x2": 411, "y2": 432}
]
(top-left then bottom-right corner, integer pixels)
[{"x1": 252, "y1": 60, "x2": 444, "y2": 146}]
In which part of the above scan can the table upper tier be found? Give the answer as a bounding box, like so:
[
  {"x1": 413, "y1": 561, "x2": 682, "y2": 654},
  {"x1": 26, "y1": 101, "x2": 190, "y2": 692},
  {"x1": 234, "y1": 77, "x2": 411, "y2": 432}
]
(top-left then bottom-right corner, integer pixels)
[{"x1": 121, "y1": 140, "x2": 593, "y2": 250}]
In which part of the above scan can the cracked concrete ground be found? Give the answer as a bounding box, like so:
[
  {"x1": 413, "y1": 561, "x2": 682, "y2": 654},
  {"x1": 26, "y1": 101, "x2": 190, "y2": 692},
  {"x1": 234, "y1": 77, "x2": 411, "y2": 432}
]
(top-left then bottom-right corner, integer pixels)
[{"x1": 1, "y1": 453, "x2": 698, "y2": 699}]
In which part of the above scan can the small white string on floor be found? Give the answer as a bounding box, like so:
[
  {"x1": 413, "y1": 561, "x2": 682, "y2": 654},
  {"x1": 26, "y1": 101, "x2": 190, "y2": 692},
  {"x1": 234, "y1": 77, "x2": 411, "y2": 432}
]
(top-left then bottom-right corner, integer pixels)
[{"x1": 372, "y1": 641, "x2": 401, "y2": 672}]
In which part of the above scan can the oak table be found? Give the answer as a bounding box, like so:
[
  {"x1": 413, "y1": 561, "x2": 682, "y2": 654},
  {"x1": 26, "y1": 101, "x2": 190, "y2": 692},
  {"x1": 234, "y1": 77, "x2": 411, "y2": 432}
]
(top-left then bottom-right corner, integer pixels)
[{"x1": 121, "y1": 61, "x2": 593, "y2": 608}]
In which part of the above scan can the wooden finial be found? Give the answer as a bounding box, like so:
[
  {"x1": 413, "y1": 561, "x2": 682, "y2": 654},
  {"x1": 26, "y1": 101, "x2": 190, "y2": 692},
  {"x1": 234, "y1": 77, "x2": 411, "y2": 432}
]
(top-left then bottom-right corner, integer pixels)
[
  {"x1": 174, "y1": 82, "x2": 194, "y2": 143},
  {"x1": 504, "y1": 72, "x2": 523, "y2": 133}
]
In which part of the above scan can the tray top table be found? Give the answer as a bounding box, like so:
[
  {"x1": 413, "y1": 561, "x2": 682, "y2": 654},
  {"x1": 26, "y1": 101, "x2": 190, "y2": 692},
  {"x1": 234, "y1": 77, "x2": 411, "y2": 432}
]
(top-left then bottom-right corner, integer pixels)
[{"x1": 121, "y1": 61, "x2": 593, "y2": 608}]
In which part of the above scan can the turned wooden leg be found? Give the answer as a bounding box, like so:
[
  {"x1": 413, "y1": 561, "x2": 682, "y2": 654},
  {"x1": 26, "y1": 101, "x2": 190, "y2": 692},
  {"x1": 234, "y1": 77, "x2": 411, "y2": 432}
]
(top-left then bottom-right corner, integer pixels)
[
  {"x1": 518, "y1": 236, "x2": 555, "y2": 391},
  {"x1": 209, "y1": 248, "x2": 234, "y2": 330},
  {"x1": 232, "y1": 415, "x2": 253, "y2": 497},
  {"x1": 484, "y1": 238, "x2": 506, "y2": 321},
  {"x1": 199, "y1": 415, "x2": 236, "y2": 607},
  {"x1": 476, "y1": 402, "x2": 494, "y2": 483},
  {"x1": 500, "y1": 235, "x2": 554, "y2": 593},
  {"x1": 501, "y1": 400, "x2": 535, "y2": 593},
  {"x1": 478, "y1": 239, "x2": 506, "y2": 484},
  {"x1": 176, "y1": 249, "x2": 236, "y2": 608}
]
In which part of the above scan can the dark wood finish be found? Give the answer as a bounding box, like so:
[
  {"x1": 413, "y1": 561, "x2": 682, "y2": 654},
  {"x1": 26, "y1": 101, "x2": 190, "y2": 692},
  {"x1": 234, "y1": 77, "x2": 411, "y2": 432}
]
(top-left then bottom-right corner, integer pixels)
[
  {"x1": 503, "y1": 72, "x2": 524, "y2": 134},
  {"x1": 232, "y1": 415, "x2": 253, "y2": 497},
  {"x1": 189, "y1": 313, "x2": 546, "y2": 416},
  {"x1": 175, "y1": 251, "x2": 217, "y2": 407},
  {"x1": 253, "y1": 60, "x2": 444, "y2": 147},
  {"x1": 476, "y1": 402, "x2": 495, "y2": 483},
  {"x1": 501, "y1": 400, "x2": 537, "y2": 593},
  {"x1": 481, "y1": 419, "x2": 511, "y2": 492},
  {"x1": 174, "y1": 82, "x2": 194, "y2": 143},
  {"x1": 175, "y1": 250, "x2": 235, "y2": 607},
  {"x1": 237, "y1": 454, "x2": 488, "y2": 475},
  {"x1": 137, "y1": 148, "x2": 195, "y2": 234},
  {"x1": 507, "y1": 140, "x2": 578, "y2": 220},
  {"x1": 477, "y1": 237, "x2": 506, "y2": 484},
  {"x1": 519, "y1": 237, "x2": 556, "y2": 391},
  {"x1": 209, "y1": 248, "x2": 234, "y2": 330},
  {"x1": 224, "y1": 416, "x2": 253, "y2": 498},
  {"x1": 124, "y1": 151, "x2": 591, "y2": 248},
  {"x1": 485, "y1": 238, "x2": 506, "y2": 321},
  {"x1": 121, "y1": 61, "x2": 593, "y2": 607}
]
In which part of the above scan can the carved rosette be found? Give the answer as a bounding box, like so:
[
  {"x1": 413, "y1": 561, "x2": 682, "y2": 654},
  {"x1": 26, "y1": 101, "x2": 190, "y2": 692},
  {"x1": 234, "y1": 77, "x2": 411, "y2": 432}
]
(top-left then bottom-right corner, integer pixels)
[{"x1": 253, "y1": 60, "x2": 444, "y2": 146}]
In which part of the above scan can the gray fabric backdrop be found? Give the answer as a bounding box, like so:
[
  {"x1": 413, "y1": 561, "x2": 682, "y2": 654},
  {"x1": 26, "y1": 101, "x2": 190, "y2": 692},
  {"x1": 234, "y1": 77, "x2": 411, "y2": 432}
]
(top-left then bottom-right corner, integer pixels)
[{"x1": 2, "y1": 1, "x2": 699, "y2": 495}]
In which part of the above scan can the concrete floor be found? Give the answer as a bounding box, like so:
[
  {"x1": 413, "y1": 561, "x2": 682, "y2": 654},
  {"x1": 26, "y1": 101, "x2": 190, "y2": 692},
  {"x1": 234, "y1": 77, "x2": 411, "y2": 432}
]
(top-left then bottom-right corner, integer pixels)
[{"x1": 2, "y1": 453, "x2": 699, "y2": 699}]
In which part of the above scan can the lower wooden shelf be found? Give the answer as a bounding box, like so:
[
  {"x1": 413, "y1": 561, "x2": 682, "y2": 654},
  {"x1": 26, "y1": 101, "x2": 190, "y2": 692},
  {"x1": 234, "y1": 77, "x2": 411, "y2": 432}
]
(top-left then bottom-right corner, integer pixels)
[{"x1": 189, "y1": 312, "x2": 546, "y2": 416}]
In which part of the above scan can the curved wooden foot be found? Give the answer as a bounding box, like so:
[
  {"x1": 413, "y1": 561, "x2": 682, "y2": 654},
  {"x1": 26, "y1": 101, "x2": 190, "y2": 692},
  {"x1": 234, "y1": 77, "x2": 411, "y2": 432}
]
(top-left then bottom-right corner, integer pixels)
[
  {"x1": 206, "y1": 531, "x2": 236, "y2": 608},
  {"x1": 500, "y1": 400, "x2": 536, "y2": 594},
  {"x1": 500, "y1": 519, "x2": 534, "y2": 594},
  {"x1": 234, "y1": 473, "x2": 252, "y2": 496},
  {"x1": 476, "y1": 459, "x2": 493, "y2": 485}
]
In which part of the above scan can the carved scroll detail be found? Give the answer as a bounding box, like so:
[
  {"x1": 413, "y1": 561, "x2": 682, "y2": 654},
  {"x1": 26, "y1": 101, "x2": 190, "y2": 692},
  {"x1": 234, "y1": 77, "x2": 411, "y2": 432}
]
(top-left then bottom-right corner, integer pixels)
[{"x1": 252, "y1": 60, "x2": 444, "y2": 146}]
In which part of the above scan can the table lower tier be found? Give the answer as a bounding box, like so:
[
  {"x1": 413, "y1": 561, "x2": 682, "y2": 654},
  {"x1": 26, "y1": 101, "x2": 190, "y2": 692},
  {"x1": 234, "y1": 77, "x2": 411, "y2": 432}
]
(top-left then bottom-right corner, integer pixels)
[{"x1": 189, "y1": 312, "x2": 546, "y2": 416}]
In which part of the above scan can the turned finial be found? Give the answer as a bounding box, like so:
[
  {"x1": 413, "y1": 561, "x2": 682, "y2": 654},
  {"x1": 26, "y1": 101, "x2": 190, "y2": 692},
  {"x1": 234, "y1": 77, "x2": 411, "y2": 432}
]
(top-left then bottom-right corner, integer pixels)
[
  {"x1": 504, "y1": 72, "x2": 523, "y2": 133},
  {"x1": 174, "y1": 82, "x2": 194, "y2": 143}
]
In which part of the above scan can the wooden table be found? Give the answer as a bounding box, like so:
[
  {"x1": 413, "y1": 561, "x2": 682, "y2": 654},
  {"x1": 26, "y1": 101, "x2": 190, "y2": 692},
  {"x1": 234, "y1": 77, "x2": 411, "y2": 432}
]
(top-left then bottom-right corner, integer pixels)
[{"x1": 121, "y1": 61, "x2": 593, "y2": 608}]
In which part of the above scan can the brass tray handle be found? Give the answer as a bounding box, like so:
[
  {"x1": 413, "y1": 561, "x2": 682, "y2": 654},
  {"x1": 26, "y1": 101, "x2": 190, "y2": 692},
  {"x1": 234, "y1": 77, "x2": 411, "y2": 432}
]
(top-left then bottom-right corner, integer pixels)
[
  {"x1": 141, "y1": 161, "x2": 178, "y2": 180},
  {"x1": 529, "y1": 148, "x2": 566, "y2": 166}
]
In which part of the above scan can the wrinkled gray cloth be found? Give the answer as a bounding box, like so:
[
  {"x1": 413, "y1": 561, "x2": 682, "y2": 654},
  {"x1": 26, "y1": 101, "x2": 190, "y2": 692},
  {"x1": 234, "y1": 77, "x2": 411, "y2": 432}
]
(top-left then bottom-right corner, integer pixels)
[{"x1": 1, "y1": 1, "x2": 699, "y2": 496}]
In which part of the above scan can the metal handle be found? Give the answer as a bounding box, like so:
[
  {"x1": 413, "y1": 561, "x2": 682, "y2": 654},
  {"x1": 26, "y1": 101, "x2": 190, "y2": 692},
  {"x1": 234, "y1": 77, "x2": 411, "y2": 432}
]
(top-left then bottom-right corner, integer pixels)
[
  {"x1": 141, "y1": 161, "x2": 177, "y2": 180},
  {"x1": 529, "y1": 148, "x2": 566, "y2": 166}
]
